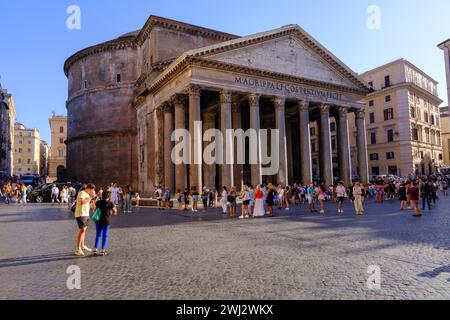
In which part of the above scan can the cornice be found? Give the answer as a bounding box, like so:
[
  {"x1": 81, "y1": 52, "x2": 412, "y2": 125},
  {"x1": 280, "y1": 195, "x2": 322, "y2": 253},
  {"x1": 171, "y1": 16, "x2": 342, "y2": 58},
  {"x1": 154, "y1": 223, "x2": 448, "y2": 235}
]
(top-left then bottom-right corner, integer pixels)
[
  {"x1": 365, "y1": 82, "x2": 443, "y2": 105},
  {"x1": 136, "y1": 15, "x2": 238, "y2": 46},
  {"x1": 64, "y1": 37, "x2": 138, "y2": 77},
  {"x1": 66, "y1": 128, "x2": 137, "y2": 144},
  {"x1": 66, "y1": 83, "x2": 135, "y2": 106}
]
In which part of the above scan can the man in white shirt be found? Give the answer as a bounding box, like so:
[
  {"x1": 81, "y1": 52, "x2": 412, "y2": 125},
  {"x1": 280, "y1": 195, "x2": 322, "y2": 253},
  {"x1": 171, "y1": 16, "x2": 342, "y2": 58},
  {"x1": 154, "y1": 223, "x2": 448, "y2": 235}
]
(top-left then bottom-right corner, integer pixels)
[
  {"x1": 336, "y1": 181, "x2": 347, "y2": 214},
  {"x1": 51, "y1": 185, "x2": 60, "y2": 205},
  {"x1": 74, "y1": 184, "x2": 96, "y2": 257}
]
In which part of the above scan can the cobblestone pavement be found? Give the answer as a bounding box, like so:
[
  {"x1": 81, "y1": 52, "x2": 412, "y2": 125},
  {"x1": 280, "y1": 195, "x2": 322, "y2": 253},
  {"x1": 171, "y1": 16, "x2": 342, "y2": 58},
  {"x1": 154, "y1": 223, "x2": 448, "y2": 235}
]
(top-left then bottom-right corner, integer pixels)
[{"x1": 1, "y1": 197, "x2": 450, "y2": 300}]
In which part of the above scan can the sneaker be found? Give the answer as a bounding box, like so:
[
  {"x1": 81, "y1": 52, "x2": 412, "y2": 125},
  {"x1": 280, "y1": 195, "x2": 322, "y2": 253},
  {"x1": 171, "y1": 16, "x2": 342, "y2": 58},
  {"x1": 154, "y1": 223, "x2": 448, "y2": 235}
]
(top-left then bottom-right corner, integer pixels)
[
  {"x1": 75, "y1": 250, "x2": 85, "y2": 257},
  {"x1": 82, "y1": 246, "x2": 92, "y2": 252},
  {"x1": 239, "y1": 215, "x2": 244, "y2": 219}
]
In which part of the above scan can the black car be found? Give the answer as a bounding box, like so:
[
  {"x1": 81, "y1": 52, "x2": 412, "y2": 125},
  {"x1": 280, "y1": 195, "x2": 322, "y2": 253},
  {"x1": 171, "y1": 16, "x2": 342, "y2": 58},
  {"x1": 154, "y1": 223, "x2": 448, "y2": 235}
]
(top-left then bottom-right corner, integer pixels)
[
  {"x1": 30, "y1": 182, "x2": 83, "y2": 203},
  {"x1": 18, "y1": 175, "x2": 41, "y2": 187}
]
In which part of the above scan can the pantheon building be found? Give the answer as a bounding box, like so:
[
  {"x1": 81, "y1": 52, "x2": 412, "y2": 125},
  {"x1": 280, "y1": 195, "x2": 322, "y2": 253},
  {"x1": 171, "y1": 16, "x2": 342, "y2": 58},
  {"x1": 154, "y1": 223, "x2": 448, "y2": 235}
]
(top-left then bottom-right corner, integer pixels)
[{"x1": 64, "y1": 15, "x2": 371, "y2": 195}]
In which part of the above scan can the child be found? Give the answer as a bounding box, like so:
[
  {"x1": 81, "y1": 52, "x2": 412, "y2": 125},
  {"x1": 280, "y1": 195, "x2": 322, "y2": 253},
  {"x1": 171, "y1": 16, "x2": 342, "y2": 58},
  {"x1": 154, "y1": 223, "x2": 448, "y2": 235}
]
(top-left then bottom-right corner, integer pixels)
[
  {"x1": 134, "y1": 193, "x2": 140, "y2": 207},
  {"x1": 93, "y1": 192, "x2": 117, "y2": 256}
]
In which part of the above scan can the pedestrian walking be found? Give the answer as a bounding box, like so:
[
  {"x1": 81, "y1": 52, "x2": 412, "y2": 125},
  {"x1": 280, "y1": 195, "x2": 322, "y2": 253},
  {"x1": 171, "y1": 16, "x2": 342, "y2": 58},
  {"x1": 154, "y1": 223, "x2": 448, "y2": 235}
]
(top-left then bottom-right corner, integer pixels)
[
  {"x1": 353, "y1": 182, "x2": 364, "y2": 215},
  {"x1": 93, "y1": 191, "x2": 117, "y2": 256}
]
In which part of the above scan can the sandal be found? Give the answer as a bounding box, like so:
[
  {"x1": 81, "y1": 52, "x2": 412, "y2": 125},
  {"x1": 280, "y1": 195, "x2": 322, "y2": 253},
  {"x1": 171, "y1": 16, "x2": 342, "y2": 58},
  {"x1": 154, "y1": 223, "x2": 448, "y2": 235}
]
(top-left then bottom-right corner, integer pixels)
[
  {"x1": 101, "y1": 251, "x2": 108, "y2": 256},
  {"x1": 93, "y1": 250, "x2": 99, "y2": 256}
]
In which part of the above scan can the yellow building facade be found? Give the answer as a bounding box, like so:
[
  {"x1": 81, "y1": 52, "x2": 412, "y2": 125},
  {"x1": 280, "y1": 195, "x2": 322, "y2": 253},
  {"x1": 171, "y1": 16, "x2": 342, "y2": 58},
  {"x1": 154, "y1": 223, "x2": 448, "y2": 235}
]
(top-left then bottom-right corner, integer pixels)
[
  {"x1": 48, "y1": 115, "x2": 67, "y2": 180},
  {"x1": 350, "y1": 59, "x2": 444, "y2": 177},
  {"x1": 13, "y1": 123, "x2": 42, "y2": 176}
]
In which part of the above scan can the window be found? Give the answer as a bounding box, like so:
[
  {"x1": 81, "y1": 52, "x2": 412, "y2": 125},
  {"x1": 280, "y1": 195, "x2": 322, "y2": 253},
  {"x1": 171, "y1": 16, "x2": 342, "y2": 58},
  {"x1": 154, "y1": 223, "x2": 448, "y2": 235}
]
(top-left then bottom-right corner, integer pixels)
[
  {"x1": 387, "y1": 129, "x2": 394, "y2": 143},
  {"x1": 18, "y1": 158, "x2": 22, "y2": 164},
  {"x1": 385, "y1": 95, "x2": 391, "y2": 102},
  {"x1": 310, "y1": 127, "x2": 316, "y2": 137},
  {"x1": 311, "y1": 142, "x2": 316, "y2": 153},
  {"x1": 27, "y1": 159, "x2": 31, "y2": 164},
  {"x1": 372, "y1": 167, "x2": 380, "y2": 175},
  {"x1": 27, "y1": 148, "x2": 31, "y2": 153},
  {"x1": 18, "y1": 168, "x2": 22, "y2": 172},
  {"x1": 370, "y1": 153, "x2": 379, "y2": 161},
  {"x1": 410, "y1": 106, "x2": 416, "y2": 118},
  {"x1": 330, "y1": 123, "x2": 336, "y2": 132},
  {"x1": 60, "y1": 126, "x2": 64, "y2": 133},
  {"x1": 28, "y1": 140, "x2": 31, "y2": 144},
  {"x1": 59, "y1": 138, "x2": 64, "y2": 144},
  {"x1": 368, "y1": 81, "x2": 373, "y2": 89},
  {"x1": 19, "y1": 148, "x2": 22, "y2": 153},
  {"x1": 369, "y1": 113, "x2": 375, "y2": 124},
  {"x1": 331, "y1": 138, "x2": 336, "y2": 150},
  {"x1": 412, "y1": 127, "x2": 419, "y2": 141},
  {"x1": 116, "y1": 73, "x2": 121, "y2": 83},
  {"x1": 58, "y1": 150, "x2": 64, "y2": 157},
  {"x1": 421, "y1": 151, "x2": 424, "y2": 159},
  {"x1": 370, "y1": 132, "x2": 377, "y2": 145},
  {"x1": 369, "y1": 100, "x2": 374, "y2": 107},
  {"x1": 439, "y1": 154, "x2": 443, "y2": 161},
  {"x1": 19, "y1": 140, "x2": 22, "y2": 144},
  {"x1": 431, "y1": 115, "x2": 435, "y2": 125},
  {"x1": 83, "y1": 80, "x2": 88, "y2": 89},
  {"x1": 384, "y1": 108, "x2": 394, "y2": 121},
  {"x1": 384, "y1": 75, "x2": 391, "y2": 88},
  {"x1": 424, "y1": 112, "x2": 429, "y2": 123},
  {"x1": 386, "y1": 152, "x2": 395, "y2": 160}
]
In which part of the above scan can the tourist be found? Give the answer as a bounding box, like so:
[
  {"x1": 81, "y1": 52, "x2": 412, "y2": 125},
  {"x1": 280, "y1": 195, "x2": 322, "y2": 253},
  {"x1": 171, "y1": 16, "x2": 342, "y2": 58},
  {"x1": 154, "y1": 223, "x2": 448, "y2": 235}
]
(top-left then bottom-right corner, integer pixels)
[
  {"x1": 221, "y1": 186, "x2": 228, "y2": 215},
  {"x1": 202, "y1": 188, "x2": 209, "y2": 212},
  {"x1": 74, "y1": 184, "x2": 96, "y2": 257},
  {"x1": 253, "y1": 185, "x2": 265, "y2": 218},
  {"x1": 336, "y1": 181, "x2": 347, "y2": 214},
  {"x1": 175, "y1": 189, "x2": 183, "y2": 209},
  {"x1": 228, "y1": 186, "x2": 237, "y2": 218},
  {"x1": 68, "y1": 185, "x2": 77, "y2": 209},
  {"x1": 440, "y1": 179, "x2": 448, "y2": 196},
  {"x1": 399, "y1": 183, "x2": 408, "y2": 211},
  {"x1": 239, "y1": 185, "x2": 251, "y2": 219},
  {"x1": 123, "y1": 185, "x2": 133, "y2": 213},
  {"x1": 353, "y1": 182, "x2": 364, "y2": 215},
  {"x1": 51, "y1": 184, "x2": 60, "y2": 205},
  {"x1": 266, "y1": 183, "x2": 275, "y2": 217},
  {"x1": 93, "y1": 191, "x2": 117, "y2": 256},
  {"x1": 191, "y1": 186, "x2": 199, "y2": 212},
  {"x1": 60, "y1": 185, "x2": 69, "y2": 205},
  {"x1": 408, "y1": 181, "x2": 421, "y2": 217},
  {"x1": 19, "y1": 184, "x2": 27, "y2": 206},
  {"x1": 248, "y1": 185, "x2": 255, "y2": 213},
  {"x1": 420, "y1": 179, "x2": 432, "y2": 211},
  {"x1": 183, "y1": 188, "x2": 190, "y2": 211},
  {"x1": 135, "y1": 192, "x2": 141, "y2": 207},
  {"x1": 110, "y1": 183, "x2": 120, "y2": 206},
  {"x1": 164, "y1": 187, "x2": 171, "y2": 209},
  {"x1": 318, "y1": 185, "x2": 326, "y2": 214},
  {"x1": 155, "y1": 186, "x2": 164, "y2": 210},
  {"x1": 306, "y1": 184, "x2": 317, "y2": 214},
  {"x1": 208, "y1": 189, "x2": 215, "y2": 208},
  {"x1": 284, "y1": 186, "x2": 291, "y2": 210}
]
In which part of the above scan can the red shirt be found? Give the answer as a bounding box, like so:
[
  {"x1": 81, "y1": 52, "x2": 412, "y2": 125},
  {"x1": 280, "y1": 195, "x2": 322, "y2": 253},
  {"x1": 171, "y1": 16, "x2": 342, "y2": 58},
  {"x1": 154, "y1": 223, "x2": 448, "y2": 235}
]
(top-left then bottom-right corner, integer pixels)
[{"x1": 407, "y1": 186, "x2": 419, "y2": 201}]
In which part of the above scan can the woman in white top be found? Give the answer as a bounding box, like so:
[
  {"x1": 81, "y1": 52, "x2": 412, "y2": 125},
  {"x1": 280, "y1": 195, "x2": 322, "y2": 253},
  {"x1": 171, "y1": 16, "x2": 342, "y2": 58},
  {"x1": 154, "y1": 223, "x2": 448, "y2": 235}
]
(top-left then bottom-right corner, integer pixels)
[{"x1": 221, "y1": 186, "x2": 228, "y2": 215}]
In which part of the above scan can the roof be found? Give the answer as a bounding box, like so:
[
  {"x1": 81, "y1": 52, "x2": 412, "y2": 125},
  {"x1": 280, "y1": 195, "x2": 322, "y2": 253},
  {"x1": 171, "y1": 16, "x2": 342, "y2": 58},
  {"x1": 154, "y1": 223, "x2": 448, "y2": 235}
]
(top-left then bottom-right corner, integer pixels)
[
  {"x1": 360, "y1": 58, "x2": 439, "y2": 84},
  {"x1": 438, "y1": 38, "x2": 450, "y2": 49},
  {"x1": 150, "y1": 24, "x2": 370, "y2": 93}
]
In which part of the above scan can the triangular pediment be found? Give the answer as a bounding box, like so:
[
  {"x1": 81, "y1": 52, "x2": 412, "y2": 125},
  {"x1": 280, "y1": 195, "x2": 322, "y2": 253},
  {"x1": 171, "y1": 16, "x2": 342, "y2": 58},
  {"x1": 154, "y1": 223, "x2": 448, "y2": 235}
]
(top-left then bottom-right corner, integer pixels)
[{"x1": 205, "y1": 35, "x2": 357, "y2": 88}]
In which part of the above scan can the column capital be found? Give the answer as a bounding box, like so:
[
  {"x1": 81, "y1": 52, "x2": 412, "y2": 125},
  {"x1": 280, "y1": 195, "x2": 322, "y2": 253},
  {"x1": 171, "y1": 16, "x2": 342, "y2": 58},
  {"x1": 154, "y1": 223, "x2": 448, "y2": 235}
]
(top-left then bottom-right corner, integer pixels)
[
  {"x1": 355, "y1": 109, "x2": 365, "y2": 119},
  {"x1": 248, "y1": 94, "x2": 260, "y2": 108},
  {"x1": 319, "y1": 104, "x2": 330, "y2": 114},
  {"x1": 187, "y1": 85, "x2": 201, "y2": 97},
  {"x1": 298, "y1": 100, "x2": 310, "y2": 112},
  {"x1": 338, "y1": 107, "x2": 349, "y2": 117},
  {"x1": 273, "y1": 96, "x2": 286, "y2": 109},
  {"x1": 220, "y1": 90, "x2": 232, "y2": 104},
  {"x1": 162, "y1": 101, "x2": 174, "y2": 113},
  {"x1": 172, "y1": 93, "x2": 187, "y2": 106}
]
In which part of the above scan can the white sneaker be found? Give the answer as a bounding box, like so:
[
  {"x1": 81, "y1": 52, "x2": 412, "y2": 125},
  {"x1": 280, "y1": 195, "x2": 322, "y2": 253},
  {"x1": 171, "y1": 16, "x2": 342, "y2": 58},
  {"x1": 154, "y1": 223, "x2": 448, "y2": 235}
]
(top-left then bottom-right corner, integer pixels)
[
  {"x1": 320, "y1": 210, "x2": 324, "y2": 214},
  {"x1": 285, "y1": 208, "x2": 290, "y2": 210},
  {"x1": 239, "y1": 215, "x2": 244, "y2": 219},
  {"x1": 75, "y1": 250, "x2": 85, "y2": 257},
  {"x1": 82, "y1": 246, "x2": 92, "y2": 252}
]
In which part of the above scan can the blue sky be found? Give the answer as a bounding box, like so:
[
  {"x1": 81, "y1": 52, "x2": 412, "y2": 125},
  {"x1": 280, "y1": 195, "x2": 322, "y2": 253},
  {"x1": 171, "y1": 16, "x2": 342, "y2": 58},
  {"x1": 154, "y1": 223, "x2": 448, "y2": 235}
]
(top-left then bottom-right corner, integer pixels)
[{"x1": 1, "y1": 0, "x2": 449, "y2": 143}]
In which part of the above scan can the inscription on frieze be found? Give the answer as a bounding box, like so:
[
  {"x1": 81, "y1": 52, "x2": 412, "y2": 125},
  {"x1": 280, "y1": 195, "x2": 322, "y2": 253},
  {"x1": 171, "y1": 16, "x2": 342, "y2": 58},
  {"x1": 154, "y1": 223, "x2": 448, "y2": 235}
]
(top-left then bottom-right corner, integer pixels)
[{"x1": 234, "y1": 76, "x2": 344, "y2": 101}]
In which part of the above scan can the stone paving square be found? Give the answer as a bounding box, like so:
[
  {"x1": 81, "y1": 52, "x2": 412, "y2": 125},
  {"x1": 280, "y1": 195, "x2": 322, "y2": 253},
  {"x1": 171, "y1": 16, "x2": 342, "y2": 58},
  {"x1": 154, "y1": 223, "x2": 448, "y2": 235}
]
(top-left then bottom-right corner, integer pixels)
[{"x1": 1, "y1": 198, "x2": 450, "y2": 300}]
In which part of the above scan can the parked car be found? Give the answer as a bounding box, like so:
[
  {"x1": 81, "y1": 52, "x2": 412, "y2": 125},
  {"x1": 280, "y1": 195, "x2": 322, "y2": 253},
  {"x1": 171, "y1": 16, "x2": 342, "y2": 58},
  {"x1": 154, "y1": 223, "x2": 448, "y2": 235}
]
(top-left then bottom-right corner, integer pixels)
[
  {"x1": 30, "y1": 182, "x2": 83, "y2": 203},
  {"x1": 18, "y1": 175, "x2": 41, "y2": 187}
]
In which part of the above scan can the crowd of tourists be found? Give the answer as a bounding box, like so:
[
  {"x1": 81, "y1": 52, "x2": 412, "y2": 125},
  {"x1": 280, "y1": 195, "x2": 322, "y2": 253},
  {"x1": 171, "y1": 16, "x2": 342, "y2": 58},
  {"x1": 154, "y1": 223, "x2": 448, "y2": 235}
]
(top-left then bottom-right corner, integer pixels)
[
  {"x1": 0, "y1": 179, "x2": 32, "y2": 205},
  {"x1": 157, "y1": 175, "x2": 449, "y2": 219}
]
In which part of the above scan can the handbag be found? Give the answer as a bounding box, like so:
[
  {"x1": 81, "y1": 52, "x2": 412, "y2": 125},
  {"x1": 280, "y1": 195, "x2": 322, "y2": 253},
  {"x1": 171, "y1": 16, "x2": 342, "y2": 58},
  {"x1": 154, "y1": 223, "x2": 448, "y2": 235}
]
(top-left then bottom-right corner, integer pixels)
[
  {"x1": 70, "y1": 202, "x2": 76, "y2": 213},
  {"x1": 91, "y1": 208, "x2": 101, "y2": 223}
]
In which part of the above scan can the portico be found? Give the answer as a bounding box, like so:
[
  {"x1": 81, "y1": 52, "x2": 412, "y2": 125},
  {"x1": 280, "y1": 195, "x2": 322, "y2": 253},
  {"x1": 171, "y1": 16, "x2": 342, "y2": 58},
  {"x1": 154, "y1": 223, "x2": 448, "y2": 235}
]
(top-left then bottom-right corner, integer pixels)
[{"x1": 136, "y1": 24, "x2": 371, "y2": 193}]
